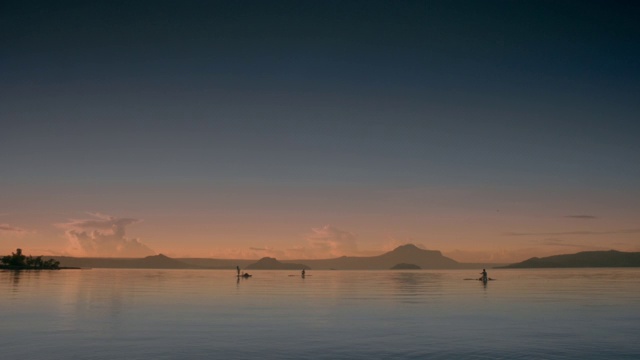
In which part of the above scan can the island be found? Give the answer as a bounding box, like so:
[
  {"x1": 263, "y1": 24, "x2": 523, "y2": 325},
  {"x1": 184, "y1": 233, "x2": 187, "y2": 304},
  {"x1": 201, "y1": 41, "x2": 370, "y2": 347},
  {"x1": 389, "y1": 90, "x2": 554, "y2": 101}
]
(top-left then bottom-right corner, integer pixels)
[
  {"x1": 245, "y1": 257, "x2": 310, "y2": 270},
  {"x1": 1, "y1": 248, "x2": 61, "y2": 270},
  {"x1": 390, "y1": 263, "x2": 421, "y2": 270}
]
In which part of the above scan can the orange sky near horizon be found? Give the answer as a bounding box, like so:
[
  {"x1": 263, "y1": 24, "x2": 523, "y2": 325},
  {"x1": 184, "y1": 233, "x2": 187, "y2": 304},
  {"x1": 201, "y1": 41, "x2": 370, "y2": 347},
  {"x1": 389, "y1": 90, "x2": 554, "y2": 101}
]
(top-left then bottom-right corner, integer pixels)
[{"x1": 2, "y1": 182, "x2": 639, "y2": 263}]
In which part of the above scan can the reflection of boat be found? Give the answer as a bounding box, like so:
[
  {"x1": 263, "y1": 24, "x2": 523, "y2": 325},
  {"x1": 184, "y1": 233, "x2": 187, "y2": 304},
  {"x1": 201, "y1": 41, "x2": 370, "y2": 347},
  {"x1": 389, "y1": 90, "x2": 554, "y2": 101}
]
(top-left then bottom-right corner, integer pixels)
[
  {"x1": 237, "y1": 273, "x2": 252, "y2": 278},
  {"x1": 463, "y1": 278, "x2": 495, "y2": 282}
]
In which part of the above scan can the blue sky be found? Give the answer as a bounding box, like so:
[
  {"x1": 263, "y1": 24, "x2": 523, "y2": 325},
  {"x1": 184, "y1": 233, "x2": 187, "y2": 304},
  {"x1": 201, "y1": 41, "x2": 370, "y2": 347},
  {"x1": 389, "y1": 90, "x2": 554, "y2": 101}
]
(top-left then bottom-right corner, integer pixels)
[{"x1": 1, "y1": 1, "x2": 639, "y2": 260}]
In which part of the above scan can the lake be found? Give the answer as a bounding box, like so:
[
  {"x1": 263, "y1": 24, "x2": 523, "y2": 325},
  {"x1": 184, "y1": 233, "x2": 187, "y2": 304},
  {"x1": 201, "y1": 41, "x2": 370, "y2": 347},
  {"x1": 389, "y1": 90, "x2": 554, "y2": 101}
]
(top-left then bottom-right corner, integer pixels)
[{"x1": 2, "y1": 268, "x2": 639, "y2": 359}]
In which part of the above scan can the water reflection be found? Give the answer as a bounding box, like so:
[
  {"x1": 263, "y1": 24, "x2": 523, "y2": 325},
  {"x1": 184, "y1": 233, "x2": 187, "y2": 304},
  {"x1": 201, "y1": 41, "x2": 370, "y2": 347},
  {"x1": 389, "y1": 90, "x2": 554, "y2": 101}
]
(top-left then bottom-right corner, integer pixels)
[
  {"x1": 2, "y1": 269, "x2": 640, "y2": 360},
  {"x1": 52, "y1": 270, "x2": 129, "y2": 334},
  {"x1": 388, "y1": 271, "x2": 444, "y2": 303},
  {"x1": 4, "y1": 270, "x2": 22, "y2": 293},
  {"x1": 2, "y1": 270, "x2": 48, "y2": 295},
  {"x1": 10, "y1": 270, "x2": 21, "y2": 287}
]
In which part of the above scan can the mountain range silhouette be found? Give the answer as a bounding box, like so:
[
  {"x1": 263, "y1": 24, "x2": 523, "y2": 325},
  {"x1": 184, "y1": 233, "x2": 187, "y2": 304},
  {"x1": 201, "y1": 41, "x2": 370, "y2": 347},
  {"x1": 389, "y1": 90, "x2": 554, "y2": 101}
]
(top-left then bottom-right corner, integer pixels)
[{"x1": 40, "y1": 245, "x2": 640, "y2": 270}]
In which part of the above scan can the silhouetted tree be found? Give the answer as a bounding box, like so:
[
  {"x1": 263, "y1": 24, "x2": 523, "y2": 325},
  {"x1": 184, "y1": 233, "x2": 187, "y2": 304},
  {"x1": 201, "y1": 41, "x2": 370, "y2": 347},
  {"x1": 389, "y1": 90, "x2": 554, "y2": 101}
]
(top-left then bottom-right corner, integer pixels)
[
  {"x1": 1, "y1": 249, "x2": 59, "y2": 269},
  {"x1": 1, "y1": 248, "x2": 27, "y2": 267}
]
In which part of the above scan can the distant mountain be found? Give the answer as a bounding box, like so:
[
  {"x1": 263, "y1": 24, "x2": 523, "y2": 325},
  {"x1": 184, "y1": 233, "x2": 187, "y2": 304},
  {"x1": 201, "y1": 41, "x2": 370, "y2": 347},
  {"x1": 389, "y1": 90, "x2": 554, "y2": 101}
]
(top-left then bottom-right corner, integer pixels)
[
  {"x1": 390, "y1": 263, "x2": 421, "y2": 270},
  {"x1": 137, "y1": 254, "x2": 197, "y2": 269},
  {"x1": 245, "y1": 257, "x2": 310, "y2": 270},
  {"x1": 378, "y1": 244, "x2": 459, "y2": 268},
  {"x1": 51, "y1": 244, "x2": 495, "y2": 270},
  {"x1": 54, "y1": 254, "x2": 198, "y2": 269},
  {"x1": 500, "y1": 250, "x2": 640, "y2": 268},
  {"x1": 297, "y1": 244, "x2": 463, "y2": 270},
  {"x1": 177, "y1": 258, "x2": 255, "y2": 269}
]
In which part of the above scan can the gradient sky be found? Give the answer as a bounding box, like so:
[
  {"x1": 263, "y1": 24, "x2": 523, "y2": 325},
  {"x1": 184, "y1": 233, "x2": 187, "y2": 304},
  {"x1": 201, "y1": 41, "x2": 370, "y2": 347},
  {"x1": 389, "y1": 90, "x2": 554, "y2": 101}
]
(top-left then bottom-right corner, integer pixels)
[{"x1": 1, "y1": 1, "x2": 639, "y2": 262}]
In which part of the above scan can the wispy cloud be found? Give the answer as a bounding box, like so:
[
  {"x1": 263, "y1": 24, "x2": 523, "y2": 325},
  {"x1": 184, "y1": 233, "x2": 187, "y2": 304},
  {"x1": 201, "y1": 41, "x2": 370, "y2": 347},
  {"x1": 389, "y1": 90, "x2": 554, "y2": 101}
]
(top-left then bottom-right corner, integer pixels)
[
  {"x1": 249, "y1": 247, "x2": 271, "y2": 251},
  {"x1": 564, "y1": 215, "x2": 598, "y2": 219},
  {"x1": 248, "y1": 246, "x2": 286, "y2": 258},
  {"x1": 0, "y1": 222, "x2": 33, "y2": 239},
  {"x1": 536, "y1": 238, "x2": 593, "y2": 248},
  {"x1": 305, "y1": 225, "x2": 358, "y2": 258},
  {"x1": 504, "y1": 229, "x2": 640, "y2": 236},
  {"x1": 59, "y1": 213, "x2": 155, "y2": 257},
  {"x1": 0, "y1": 224, "x2": 27, "y2": 233},
  {"x1": 199, "y1": 246, "x2": 286, "y2": 260},
  {"x1": 245, "y1": 225, "x2": 362, "y2": 260}
]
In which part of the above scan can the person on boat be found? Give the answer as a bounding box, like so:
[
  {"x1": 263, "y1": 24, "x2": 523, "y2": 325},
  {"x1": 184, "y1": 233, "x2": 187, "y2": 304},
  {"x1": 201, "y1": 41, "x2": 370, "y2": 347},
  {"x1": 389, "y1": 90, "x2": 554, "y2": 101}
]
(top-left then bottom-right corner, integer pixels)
[
  {"x1": 480, "y1": 269, "x2": 488, "y2": 282},
  {"x1": 236, "y1": 266, "x2": 240, "y2": 277},
  {"x1": 302, "y1": 269, "x2": 306, "y2": 277}
]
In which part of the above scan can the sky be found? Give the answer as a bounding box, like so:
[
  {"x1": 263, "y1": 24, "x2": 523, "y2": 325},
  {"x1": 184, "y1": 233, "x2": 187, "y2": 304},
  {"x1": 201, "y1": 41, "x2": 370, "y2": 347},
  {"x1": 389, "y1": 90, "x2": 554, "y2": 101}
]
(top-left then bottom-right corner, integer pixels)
[{"x1": 1, "y1": 0, "x2": 639, "y2": 262}]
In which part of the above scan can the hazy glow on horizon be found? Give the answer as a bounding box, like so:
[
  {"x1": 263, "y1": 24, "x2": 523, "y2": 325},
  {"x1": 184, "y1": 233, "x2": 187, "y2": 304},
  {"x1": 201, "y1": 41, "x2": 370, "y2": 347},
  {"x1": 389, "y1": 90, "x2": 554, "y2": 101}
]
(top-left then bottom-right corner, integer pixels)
[{"x1": 2, "y1": 185, "x2": 639, "y2": 263}]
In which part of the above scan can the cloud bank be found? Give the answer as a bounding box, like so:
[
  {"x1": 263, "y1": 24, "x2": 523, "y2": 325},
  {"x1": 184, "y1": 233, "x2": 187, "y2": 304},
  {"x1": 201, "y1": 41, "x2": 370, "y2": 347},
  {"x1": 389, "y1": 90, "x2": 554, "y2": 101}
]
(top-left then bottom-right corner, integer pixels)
[
  {"x1": 504, "y1": 229, "x2": 640, "y2": 236},
  {"x1": 61, "y1": 213, "x2": 155, "y2": 257}
]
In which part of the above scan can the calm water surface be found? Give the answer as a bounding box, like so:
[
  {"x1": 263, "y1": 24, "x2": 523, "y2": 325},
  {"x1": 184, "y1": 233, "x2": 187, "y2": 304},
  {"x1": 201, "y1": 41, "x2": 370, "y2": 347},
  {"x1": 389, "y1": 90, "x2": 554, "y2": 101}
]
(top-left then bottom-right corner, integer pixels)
[{"x1": 2, "y1": 268, "x2": 639, "y2": 359}]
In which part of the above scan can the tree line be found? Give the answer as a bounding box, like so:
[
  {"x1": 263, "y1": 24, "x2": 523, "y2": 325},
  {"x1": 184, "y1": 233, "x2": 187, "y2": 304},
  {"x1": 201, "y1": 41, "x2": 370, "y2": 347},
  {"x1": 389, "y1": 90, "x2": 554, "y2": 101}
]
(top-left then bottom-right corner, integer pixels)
[{"x1": 1, "y1": 248, "x2": 60, "y2": 270}]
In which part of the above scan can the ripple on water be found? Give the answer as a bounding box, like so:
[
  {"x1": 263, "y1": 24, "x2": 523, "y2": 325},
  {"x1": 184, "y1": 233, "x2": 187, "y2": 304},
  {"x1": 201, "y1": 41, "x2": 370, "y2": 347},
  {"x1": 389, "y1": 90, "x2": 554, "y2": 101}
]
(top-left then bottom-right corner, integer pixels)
[{"x1": 1, "y1": 268, "x2": 640, "y2": 359}]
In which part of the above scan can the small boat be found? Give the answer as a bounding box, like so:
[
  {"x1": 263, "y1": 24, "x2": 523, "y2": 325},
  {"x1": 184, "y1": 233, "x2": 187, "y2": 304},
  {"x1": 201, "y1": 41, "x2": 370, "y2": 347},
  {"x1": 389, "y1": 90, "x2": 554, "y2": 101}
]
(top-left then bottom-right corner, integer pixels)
[{"x1": 237, "y1": 273, "x2": 252, "y2": 278}]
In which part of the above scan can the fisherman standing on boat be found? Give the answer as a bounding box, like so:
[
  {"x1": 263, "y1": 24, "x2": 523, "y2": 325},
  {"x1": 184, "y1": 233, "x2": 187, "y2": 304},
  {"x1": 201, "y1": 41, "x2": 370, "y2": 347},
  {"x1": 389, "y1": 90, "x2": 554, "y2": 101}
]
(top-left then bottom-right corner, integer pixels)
[
  {"x1": 480, "y1": 269, "x2": 488, "y2": 282},
  {"x1": 302, "y1": 269, "x2": 306, "y2": 277},
  {"x1": 237, "y1": 266, "x2": 241, "y2": 277}
]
